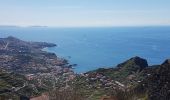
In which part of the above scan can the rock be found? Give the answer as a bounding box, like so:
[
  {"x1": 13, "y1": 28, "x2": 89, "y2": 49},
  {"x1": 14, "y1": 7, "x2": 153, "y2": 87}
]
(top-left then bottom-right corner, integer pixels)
[
  {"x1": 117, "y1": 56, "x2": 148, "y2": 72},
  {"x1": 161, "y1": 59, "x2": 170, "y2": 66}
]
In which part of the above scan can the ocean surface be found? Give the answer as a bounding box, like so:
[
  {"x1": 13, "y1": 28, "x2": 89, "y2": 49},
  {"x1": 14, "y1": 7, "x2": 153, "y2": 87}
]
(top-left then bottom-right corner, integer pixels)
[{"x1": 0, "y1": 26, "x2": 170, "y2": 73}]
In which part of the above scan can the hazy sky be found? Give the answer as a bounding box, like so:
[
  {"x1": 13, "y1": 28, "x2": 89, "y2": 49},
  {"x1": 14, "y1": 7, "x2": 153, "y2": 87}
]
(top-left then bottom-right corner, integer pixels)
[{"x1": 0, "y1": 0, "x2": 170, "y2": 27}]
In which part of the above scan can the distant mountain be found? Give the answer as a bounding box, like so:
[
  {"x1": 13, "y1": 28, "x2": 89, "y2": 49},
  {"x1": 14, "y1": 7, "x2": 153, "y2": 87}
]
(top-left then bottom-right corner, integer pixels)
[
  {"x1": 0, "y1": 25, "x2": 20, "y2": 28},
  {"x1": 0, "y1": 25, "x2": 48, "y2": 28}
]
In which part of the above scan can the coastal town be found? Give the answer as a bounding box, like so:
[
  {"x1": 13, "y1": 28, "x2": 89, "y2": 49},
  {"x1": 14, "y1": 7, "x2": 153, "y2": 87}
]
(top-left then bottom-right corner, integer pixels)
[{"x1": 0, "y1": 36, "x2": 76, "y2": 99}]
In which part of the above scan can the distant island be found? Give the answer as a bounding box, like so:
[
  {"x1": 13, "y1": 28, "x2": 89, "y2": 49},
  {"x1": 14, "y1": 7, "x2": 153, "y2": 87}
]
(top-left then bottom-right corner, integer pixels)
[{"x1": 0, "y1": 36, "x2": 170, "y2": 100}]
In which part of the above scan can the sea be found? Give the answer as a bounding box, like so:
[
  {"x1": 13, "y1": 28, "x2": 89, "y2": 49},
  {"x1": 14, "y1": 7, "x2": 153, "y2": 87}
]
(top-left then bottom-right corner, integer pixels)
[{"x1": 0, "y1": 26, "x2": 170, "y2": 73}]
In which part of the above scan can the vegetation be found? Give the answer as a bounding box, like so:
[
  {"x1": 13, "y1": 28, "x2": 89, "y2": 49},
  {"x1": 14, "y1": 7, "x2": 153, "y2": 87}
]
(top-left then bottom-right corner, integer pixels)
[{"x1": 49, "y1": 88, "x2": 84, "y2": 100}]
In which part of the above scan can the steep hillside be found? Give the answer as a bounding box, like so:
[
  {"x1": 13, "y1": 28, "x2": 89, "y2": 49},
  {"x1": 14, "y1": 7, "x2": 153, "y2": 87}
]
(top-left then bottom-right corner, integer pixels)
[
  {"x1": 141, "y1": 59, "x2": 170, "y2": 100},
  {"x1": 0, "y1": 70, "x2": 26, "y2": 99},
  {"x1": 71, "y1": 57, "x2": 170, "y2": 100}
]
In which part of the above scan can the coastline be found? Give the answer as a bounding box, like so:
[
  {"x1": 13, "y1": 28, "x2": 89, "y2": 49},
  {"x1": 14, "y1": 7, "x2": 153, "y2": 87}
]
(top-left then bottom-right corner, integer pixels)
[{"x1": 1, "y1": 36, "x2": 170, "y2": 100}]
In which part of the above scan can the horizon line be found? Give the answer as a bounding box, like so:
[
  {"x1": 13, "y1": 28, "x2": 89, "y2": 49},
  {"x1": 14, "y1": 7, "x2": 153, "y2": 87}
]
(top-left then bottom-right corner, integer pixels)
[{"x1": 0, "y1": 25, "x2": 170, "y2": 28}]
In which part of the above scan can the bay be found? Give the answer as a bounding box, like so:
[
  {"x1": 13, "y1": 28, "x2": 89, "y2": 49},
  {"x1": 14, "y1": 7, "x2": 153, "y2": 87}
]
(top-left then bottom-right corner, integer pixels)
[{"x1": 0, "y1": 26, "x2": 170, "y2": 73}]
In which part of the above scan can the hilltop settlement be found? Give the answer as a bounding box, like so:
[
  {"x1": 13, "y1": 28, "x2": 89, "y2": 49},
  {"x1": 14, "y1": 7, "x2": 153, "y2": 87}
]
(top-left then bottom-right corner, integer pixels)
[{"x1": 0, "y1": 36, "x2": 170, "y2": 100}]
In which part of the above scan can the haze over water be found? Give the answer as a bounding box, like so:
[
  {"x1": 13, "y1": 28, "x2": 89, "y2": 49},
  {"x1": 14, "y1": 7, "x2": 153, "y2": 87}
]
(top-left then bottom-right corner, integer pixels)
[{"x1": 0, "y1": 26, "x2": 170, "y2": 73}]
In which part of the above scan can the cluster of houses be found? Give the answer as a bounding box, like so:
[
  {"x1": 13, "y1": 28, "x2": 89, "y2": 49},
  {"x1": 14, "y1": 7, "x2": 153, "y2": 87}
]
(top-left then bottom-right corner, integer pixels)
[
  {"x1": 24, "y1": 66, "x2": 75, "y2": 89},
  {"x1": 80, "y1": 73, "x2": 126, "y2": 90}
]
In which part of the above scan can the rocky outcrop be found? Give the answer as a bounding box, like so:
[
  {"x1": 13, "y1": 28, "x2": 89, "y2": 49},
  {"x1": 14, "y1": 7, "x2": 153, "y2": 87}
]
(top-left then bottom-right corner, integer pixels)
[
  {"x1": 117, "y1": 56, "x2": 148, "y2": 72},
  {"x1": 162, "y1": 59, "x2": 170, "y2": 66}
]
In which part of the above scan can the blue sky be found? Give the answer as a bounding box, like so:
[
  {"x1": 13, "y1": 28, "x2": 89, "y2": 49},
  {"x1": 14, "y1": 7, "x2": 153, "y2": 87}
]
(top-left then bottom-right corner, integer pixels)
[{"x1": 0, "y1": 0, "x2": 170, "y2": 27}]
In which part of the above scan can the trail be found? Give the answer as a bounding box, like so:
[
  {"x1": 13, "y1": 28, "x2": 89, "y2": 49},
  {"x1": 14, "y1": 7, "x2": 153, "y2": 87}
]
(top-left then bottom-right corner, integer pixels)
[{"x1": 4, "y1": 42, "x2": 9, "y2": 49}]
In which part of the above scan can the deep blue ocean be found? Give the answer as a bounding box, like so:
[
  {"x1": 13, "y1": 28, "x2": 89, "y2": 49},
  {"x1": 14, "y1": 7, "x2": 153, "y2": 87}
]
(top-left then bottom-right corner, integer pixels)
[{"x1": 0, "y1": 26, "x2": 170, "y2": 73}]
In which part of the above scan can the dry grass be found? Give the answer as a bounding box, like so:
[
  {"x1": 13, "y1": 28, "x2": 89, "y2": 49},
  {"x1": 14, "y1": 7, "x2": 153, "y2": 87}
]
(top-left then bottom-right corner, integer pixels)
[{"x1": 49, "y1": 88, "x2": 85, "y2": 100}]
